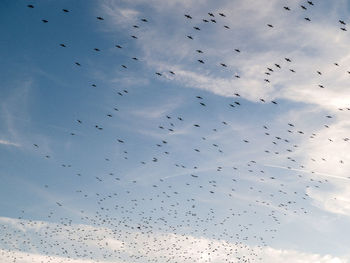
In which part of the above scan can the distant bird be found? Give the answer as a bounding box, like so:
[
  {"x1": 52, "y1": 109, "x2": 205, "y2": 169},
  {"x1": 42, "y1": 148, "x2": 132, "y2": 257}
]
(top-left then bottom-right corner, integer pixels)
[
  {"x1": 27, "y1": 5, "x2": 34, "y2": 8},
  {"x1": 96, "y1": 16, "x2": 104, "y2": 20},
  {"x1": 42, "y1": 19, "x2": 48, "y2": 23},
  {"x1": 63, "y1": 9, "x2": 69, "y2": 12},
  {"x1": 185, "y1": 14, "x2": 192, "y2": 19}
]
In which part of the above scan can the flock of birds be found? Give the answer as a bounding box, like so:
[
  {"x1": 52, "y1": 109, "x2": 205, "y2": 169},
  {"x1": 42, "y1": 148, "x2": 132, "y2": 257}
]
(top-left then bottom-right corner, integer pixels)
[{"x1": 2, "y1": 1, "x2": 350, "y2": 263}]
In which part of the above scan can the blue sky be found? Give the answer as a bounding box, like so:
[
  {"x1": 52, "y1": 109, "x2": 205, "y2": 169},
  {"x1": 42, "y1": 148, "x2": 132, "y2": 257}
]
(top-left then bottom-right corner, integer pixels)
[{"x1": 1, "y1": 0, "x2": 350, "y2": 262}]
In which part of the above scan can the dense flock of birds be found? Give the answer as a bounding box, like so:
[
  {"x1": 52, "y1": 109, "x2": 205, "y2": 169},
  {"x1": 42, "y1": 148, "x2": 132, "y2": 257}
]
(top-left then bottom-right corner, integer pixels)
[{"x1": 2, "y1": 1, "x2": 350, "y2": 263}]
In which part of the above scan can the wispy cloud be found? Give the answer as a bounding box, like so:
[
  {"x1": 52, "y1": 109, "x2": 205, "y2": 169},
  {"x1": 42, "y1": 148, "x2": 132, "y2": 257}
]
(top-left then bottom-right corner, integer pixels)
[
  {"x1": 0, "y1": 216, "x2": 347, "y2": 263},
  {"x1": 0, "y1": 139, "x2": 20, "y2": 147}
]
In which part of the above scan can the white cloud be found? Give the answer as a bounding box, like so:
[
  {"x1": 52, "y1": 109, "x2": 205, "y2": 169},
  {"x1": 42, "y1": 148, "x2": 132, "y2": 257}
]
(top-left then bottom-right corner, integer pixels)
[
  {"x1": 0, "y1": 139, "x2": 20, "y2": 147},
  {"x1": 0, "y1": 216, "x2": 348, "y2": 263}
]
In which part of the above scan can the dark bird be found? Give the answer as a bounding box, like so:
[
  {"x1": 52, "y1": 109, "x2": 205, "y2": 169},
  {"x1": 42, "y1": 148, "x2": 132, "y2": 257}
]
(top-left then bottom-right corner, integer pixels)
[
  {"x1": 219, "y1": 13, "x2": 226, "y2": 17},
  {"x1": 193, "y1": 26, "x2": 200, "y2": 30},
  {"x1": 284, "y1": 6, "x2": 290, "y2": 10},
  {"x1": 187, "y1": 35, "x2": 193, "y2": 40},
  {"x1": 267, "y1": 24, "x2": 274, "y2": 28},
  {"x1": 96, "y1": 16, "x2": 104, "y2": 20},
  {"x1": 208, "y1": 13, "x2": 214, "y2": 17},
  {"x1": 305, "y1": 17, "x2": 311, "y2": 21},
  {"x1": 75, "y1": 62, "x2": 81, "y2": 66},
  {"x1": 198, "y1": 59, "x2": 205, "y2": 64},
  {"x1": 339, "y1": 20, "x2": 346, "y2": 25},
  {"x1": 42, "y1": 19, "x2": 48, "y2": 23},
  {"x1": 301, "y1": 5, "x2": 307, "y2": 10},
  {"x1": 27, "y1": 5, "x2": 34, "y2": 8},
  {"x1": 196, "y1": 49, "x2": 203, "y2": 53},
  {"x1": 60, "y1": 44, "x2": 66, "y2": 47},
  {"x1": 307, "y1": 1, "x2": 314, "y2": 5},
  {"x1": 116, "y1": 45, "x2": 122, "y2": 48},
  {"x1": 141, "y1": 18, "x2": 148, "y2": 22},
  {"x1": 185, "y1": 14, "x2": 192, "y2": 19},
  {"x1": 63, "y1": 9, "x2": 69, "y2": 12}
]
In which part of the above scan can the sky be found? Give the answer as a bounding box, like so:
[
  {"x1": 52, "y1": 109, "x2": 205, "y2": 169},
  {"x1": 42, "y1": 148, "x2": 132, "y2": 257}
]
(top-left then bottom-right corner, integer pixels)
[{"x1": 1, "y1": 0, "x2": 350, "y2": 262}]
